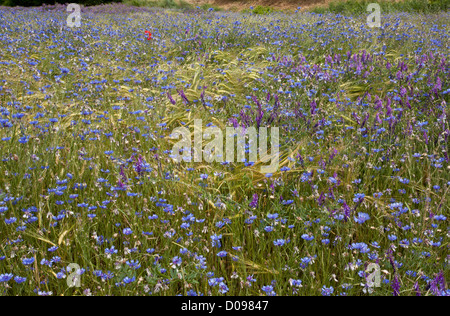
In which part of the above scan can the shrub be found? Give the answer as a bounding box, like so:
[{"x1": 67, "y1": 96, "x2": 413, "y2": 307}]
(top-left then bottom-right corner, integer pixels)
[{"x1": 242, "y1": 5, "x2": 275, "y2": 15}]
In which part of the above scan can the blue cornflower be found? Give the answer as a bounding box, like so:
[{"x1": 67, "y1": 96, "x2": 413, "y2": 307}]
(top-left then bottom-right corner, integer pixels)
[
  {"x1": 353, "y1": 193, "x2": 365, "y2": 202},
  {"x1": 123, "y1": 276, "x2": 135, "y2": 284},
  {"x1": 14, "y1": 276, "x2": 27, "y2": 284},
  {"x1": 354, "y1": 212, "x2": 370, "y2": 224},
  {"x1": 218, "y1": 282, "x2": 229, "y2": 294},
  {"x1": 321, "y1": 286, "x2": 334, "y2": 296},
  {"x1": 388, "y1": 235, "x2": 397, "y2": 241},
  {"x1": 273, "y1": 239, "x2": 286, "y2": 246},
  {"x1": 211, "y1": 234, "x2": 222, "y2": 248},
  {"x1": 126, "y1": 260, "x2": 141, "y2": 270},
  {"x1": 262, "y1": 285, "x2": 276, "y2": 296},
  {"x1": 301, "y1": 234, "x2": 314, "y2": 241},
  {"x1": 267, "y1": 213, "x2": 278, "y2": 220},
  {"x1": 123, "y1": 228, "x2": 133, "y2": 235},
  {"x1": 48, "y1": 246, "x2": 58, "y2": 252},
  {"x1": 300, "y1": 257, "x2": 311, "y2": 269},
  {"x1": 105, "y1": 246, "x2": 118, "y2": 255},
  {"x1": 172, "y1": 256, "x2": 182, "y2": 267},
  {"x1": 217, "y1": 251, "x2": 228, "y2": 258},
  {"x1": 0, "y1": 273, "x2": 13, "y2": 283},
  {"x1": 291, "y1": 279, "x2": 302, "y2": 287},
  {"x1": 351, "y1": 242, "x2": 370, "y2": 253},
  {"x1": 22, "y1": 257, "x2": 35, "y2": 265},
  {"x1": 208, "y1": 277, "x2": 219, "y2": 287},
  {"x1": 179, "y1": 248, "x2": 189, "y2": 255},
  {"x1": 5, "y1": 217, "x2": 17, "y2": 224},
  {"x1": 434, "y1": 215, "x2": 447, "y2": 221}
]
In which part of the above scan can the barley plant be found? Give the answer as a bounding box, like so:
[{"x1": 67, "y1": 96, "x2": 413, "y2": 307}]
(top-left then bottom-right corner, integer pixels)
[{"x1": 0, "y1": 2, "x2": 448, "y2": 296}]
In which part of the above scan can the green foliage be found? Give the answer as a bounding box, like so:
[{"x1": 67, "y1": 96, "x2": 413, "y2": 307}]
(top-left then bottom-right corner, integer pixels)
[
  {"x1": 243, "y1": 5, "x2": 276, "y2": 15},
  {"x1": 311, "y1": 0, "x2": 449, "y2": 14}
]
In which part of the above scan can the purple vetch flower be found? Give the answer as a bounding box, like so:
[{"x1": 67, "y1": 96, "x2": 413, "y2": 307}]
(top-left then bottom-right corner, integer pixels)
[
  {"x1": 428, "y1": 271, "x2": 446, "y2": 296},
  {"x1": 119, "y1": 165, "x2": 127, "y2": 183},
  {"x1": 200, "y1": 86, "x2": 208, "y2": 109},
  {"x1": 229, "y1": 117, "x2": 239, "y2": 128},
  {"x1": 374, "y1": 96, "x2": 382, "y2": 110},
  {"x1": 386, "y1": 249, "x2": 397, "y2": 273},
  {"x1": 385, "y1": 97, "x2": 392, "y2": 116},
  {"x1": 267, "y1": 94, "x2": 280, "y2": 125},
  {"x1": 414, "y1": 282, "x2": 421, "y2": 296},
  {"x1": 328, "y1": 149, "x2": 338, "y2": 163},
  {"x1": 177, "y1": 89, "x2": 190, "y2": 105},
  {"x1": 433, "y1": 76, "x2": 442, "y2": 95},
  {"x1": 167, "y1": 92, "x2": 176, "y2": 105},
  {"x1": 310, "y1": 100, "x2": 317, "y2": 116},
  {"x1": 423, "y1": 131, "x2": 429, "y2": 145},
  {"x1": 343, "y1": 201, "x2": 351, "y2": 222},
  {"x1": 392, "y1": 274, "x2": 401, "y2": 296},
  {"x1": 134, "y1": 155, "x2": 144, "y2": 175},
  {"x1": 296, "y1": 153, "x2": 304, "y2": 167},
  {"x1": 252, "y1": 95, "x2": 264, "y2": 128},
  {"x1": 239, "y1": 109, "x2": 251, "y2": 128},
  {"x1": 117, "y1": 179, "x2": 126, "y2": 190},
  {"x1": 361, "y1": 112, "x2": 369, "y2": 128},
  {"x1": 317, "y1": 192, "x2": 325, "y2": 206},
  {"x1": 249, "y1": 193, "x2": 259, "y2": 208}
]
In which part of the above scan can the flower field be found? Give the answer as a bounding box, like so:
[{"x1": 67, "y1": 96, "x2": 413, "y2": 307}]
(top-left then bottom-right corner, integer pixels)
[{"x1": 0, "y1": 3, "x2": 448, "y2": 296}]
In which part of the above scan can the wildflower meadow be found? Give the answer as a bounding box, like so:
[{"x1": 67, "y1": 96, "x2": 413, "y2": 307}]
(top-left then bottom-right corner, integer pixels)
[{"x1": 0, "y1": 1, "x2": 448, "y2": 297}]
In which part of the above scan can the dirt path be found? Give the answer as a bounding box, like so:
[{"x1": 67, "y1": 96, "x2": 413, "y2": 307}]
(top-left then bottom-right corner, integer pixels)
[{"x1": 183, "y1": 0, "x2": 334, "y2": 11}]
